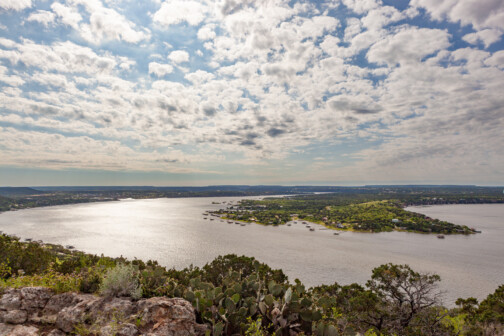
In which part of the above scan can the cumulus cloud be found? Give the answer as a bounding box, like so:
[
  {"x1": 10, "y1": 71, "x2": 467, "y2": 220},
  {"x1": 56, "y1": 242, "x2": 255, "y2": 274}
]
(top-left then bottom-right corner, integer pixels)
[
  {"x1": 51, "y1": 2, "x2": 83, "y2": 30},
  {"x1": 26, "y1": 10, "x2": 56, "y2": 26},
  {"x1": 197, "y1": 24, "x2": 216, "y2": 41},
  {"x1": 153, "y1": 0, "x2": 207, "y2": 26},
  {"x1": 367, "y1": 27, "x2": 451, "y2": 66},
  {"x1": 0, "y1": 0, "x2": 31, "y2": 11},
  {"x1": 0, "y1": 0, "x2": 502, "y2": 183},
  {"x1": 411, "y1": 0, "x2": 504, "y2": 30},
  {"x1": 463, "y1": 29, "x2": 503, "y2": 48},
  {"x1": 148, "y1": 62, "x2": 173, "y2": 77},
  {"x1": 168, "y1": 50, "x2": 189, "y2": 64}
]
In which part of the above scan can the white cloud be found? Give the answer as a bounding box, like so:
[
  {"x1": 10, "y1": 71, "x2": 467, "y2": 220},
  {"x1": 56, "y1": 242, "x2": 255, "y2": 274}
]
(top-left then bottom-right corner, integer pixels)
[
  {"x1": 148, "y1": 62, "x2": 174, "y2": 77},
  {"x1": 367, "y1": 27, "x2": 451, "y2": 66},
  {"x1": 197, "y1": 24, "x2": 216, "y2": 41},
  {"x1": 484, "y1": 50, "x2": 504, "y2": 69},
  {"x1": 80, "y1": 6, "x2": 151, "y2": 44},
  {"x1": 185, "y1": 70, "x2": 214, "y2": 84},
  {"x1": 26, "y1": 10, "x2": 56, "y2": 27},
  {"x1": 51, "y1": 2, "x2": 82, "y2": 30},
  {"x1": 342, "y1": 0, "x2": 380, "y2": 14},
  {"x1": 153, "y1": 0, "x2": 207, "y2": 27},
  {"x1": 0, "y1": 0, "x2": 31, "y2": 11},
  {"x1": 463, "y1": 29, "x2": 503, "y2": 48},
  {"x1": 0, "y1": 37, "x2": 16, "y2": 48},
  {"x1": 168, "y1": 50, "x2": 189, "y2": 64},
  {"x1": 411, "y1": 0, "x2": 504, "y2": 30}
]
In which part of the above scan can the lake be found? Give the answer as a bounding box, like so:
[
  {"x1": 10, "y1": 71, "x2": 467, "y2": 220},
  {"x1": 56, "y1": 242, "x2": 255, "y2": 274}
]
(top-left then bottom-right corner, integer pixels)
[{"x1": 0, "y1": 198, "x2": 503, "y2": 306}]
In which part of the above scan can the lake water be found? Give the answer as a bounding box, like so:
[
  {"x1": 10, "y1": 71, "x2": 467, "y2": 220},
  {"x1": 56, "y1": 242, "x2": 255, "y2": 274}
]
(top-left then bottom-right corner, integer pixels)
[{"x1": 0, "y1": 198, "x2": 503, "y2": 306}]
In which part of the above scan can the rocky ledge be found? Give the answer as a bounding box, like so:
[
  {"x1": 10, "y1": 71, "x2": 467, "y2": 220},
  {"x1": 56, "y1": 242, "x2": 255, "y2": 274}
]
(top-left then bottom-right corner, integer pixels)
[{"x1": 0, "y1": 287, "x2": 207, "y2": 336}]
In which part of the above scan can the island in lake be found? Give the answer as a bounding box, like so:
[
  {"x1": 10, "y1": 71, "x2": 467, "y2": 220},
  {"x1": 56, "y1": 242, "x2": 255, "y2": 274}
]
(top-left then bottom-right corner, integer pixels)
[{"x1": 210, "y1": 186, "x2": 504, "y2": 234}]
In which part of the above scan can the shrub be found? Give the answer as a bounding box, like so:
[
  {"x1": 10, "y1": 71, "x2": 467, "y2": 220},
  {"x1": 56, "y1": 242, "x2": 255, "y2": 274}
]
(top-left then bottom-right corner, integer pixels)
[
  {"x1": 79, "y1": 267, "x2": 104, "y2": 293},
  {"x1": 99, "y1": 263, "x2": 142, "y2": 299},
  {"x1": 0, "y1": 267, "x2": 81, "y2": 293}
]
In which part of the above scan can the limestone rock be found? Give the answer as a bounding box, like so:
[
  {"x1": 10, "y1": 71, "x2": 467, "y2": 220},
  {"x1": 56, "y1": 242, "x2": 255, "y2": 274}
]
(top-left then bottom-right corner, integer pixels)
[
  {"x1": 0, "y1": 287, "x2": 206, "y2": 336},
  {"x1": 55, "y1": 294, "x2": 100, "y2": 333},
  {"x1": 0, "y1": 310, "x2": 27, "y2": 324},
  {"x1": 20, "y1": 287, "x2": 53, "y2": 310},
  {"x1": 101, "y1": 322, "x2": 139, "y2": 336},
  {"x1": 0, "y1": 290, "x2": 21, "y2": 311},
  {"x1": 5, "y1": 325, "x2": 38, "y2": 336},
  {"x1": 0, "y1": 323, "x2": 15, "y2": 336},
  {"x1": 45, "y1": 329, "x2": 67, "y2": 336}
]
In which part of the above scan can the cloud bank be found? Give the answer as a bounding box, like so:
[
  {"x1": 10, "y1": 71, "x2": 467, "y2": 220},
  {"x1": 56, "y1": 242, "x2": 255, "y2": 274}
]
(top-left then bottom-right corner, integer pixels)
[{"x1": 0, "y1": 0, "x2": 503, "y2": 185}]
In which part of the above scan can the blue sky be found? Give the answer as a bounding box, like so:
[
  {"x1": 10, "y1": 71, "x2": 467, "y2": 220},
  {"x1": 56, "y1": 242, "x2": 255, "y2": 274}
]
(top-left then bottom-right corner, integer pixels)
[{"x1": 0, "y1": 0, "x2": 503, "y2": 186}]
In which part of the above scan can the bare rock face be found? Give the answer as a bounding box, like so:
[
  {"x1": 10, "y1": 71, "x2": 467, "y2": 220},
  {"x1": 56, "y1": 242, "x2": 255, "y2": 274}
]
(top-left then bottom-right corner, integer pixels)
[
  {"x1": 0, "y1": 324, "x2": 39, "y2": 336},
  {"x1": 0, "y1": 287, "x2": 206, "y2": 335},
  {"x1": 138, "y1": 297, "x2": 207, "y2": 336}
]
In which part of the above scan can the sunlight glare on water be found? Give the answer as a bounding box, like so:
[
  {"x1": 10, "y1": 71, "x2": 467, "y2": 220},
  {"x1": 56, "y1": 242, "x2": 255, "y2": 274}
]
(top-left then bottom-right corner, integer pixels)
[{"x1": 0, "y1": 197, "x2": 503, "y2": 306}]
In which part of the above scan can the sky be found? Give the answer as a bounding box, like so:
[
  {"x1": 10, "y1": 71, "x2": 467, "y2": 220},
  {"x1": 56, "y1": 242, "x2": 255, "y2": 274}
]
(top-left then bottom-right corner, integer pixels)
[{"x1": 0, "y1": 0, "x2": 503, "y2": 186}]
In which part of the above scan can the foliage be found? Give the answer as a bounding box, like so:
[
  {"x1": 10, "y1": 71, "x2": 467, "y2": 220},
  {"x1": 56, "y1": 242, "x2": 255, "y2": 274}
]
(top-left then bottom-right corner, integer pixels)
[
  {"x1": 215, "y1": 198, "x2": 476, "y2": 234},
  {"x1": 99, "y1": 263, "x2": 142, "y2": 299},
  {"x1": 0, "y1": 265, "x2": 81, "y2": 293},
  {"x1": 0, "y1": 234, "x2": 503, "y2": 335}
]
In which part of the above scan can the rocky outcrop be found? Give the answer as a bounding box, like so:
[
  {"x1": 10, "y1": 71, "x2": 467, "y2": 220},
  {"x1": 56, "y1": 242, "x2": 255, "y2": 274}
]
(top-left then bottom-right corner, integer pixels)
[{"x1": 0, "y1": 287, "x2": 206, "y2": 336}]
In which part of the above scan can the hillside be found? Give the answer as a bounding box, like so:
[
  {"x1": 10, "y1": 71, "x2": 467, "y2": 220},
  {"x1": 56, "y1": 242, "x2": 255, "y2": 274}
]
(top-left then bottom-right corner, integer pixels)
[{"x1": 0, "y1": 234, "x2": 502, "y2": 335}]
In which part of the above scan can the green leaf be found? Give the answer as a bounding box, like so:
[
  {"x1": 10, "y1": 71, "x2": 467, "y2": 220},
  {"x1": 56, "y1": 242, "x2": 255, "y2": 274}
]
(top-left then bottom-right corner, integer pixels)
[
  {"x1": 225, "y1": 297, "x2": 235, "y2": 313},
  {"x1": 312, "y1": 310, "x2": 322, "y2": 321},
  {"x1": 326, "y1": 325, "x2": 338, "y2": 336},
  {"x1": 231, "y1": 293, "x2": 240, "y2": 304},
  {"x1": 259, "y1": 301, "x2": 267, "y2": 315},
  {"x1": 300, "y1": 310, "x2": 313, "y2": 321},
  {"x1": 272, "y1": 284, "x2": 283, "y2": 296},
  {"x1": 185, "y1": 290, "x2": 195, "y2": 302},
  {"x1": 250, "y1": 303, "x2": 258, "y2": 315},
  {"x1": 213, "y1": 322, "x2": 224, "y2": 336},
  {"x1": 284, "y1": 287, "x2": 292, "y2": 303},
  {"x1": 301, "y1": 297, "x2": 312, "y2": 307},
  {"x1": 264, "y1": 294, "x2": 274, "y2": 306}
]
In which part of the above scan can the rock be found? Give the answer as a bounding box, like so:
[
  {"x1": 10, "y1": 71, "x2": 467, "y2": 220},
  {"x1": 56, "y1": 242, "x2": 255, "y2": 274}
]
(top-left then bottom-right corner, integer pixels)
[
  {"x1": 138, "y1": 297, "x2": 206, "y2": 336},
  {"x1": 101, "y1": 322, "x2": 139, "y2": 336},
  {"x1": 89, "y1": 296, "x2": 136, "y2": 319},
  {"x1": 42, "y1": 293, "x2": 81, "y2": 324},
  {"x1": 0, "y1": 323, "x2": 15, "y2": 336},
  {"x1": 0, "y1": 310, "x2": 27, "y2": 324},
  {"x1": 55, "y1": 294, "x2": 100, "y2": 333},
  {"x1": 20, "y1": 287, "x2": 53, "y2": 310},
  {"x1": 0, "y1": 287, "x2": 205, "y2": 336},
  {"x1": 138, "y1": 297, "x2": 195, "y2": 324},
  {"x1": 0, "y1": 290, "x2": 21, "y2": 311},
  {"x1": 5, "y1": 325, "x2": 39, "y2": 336},
  {"x1": 45, "y1": 329, "x2": 67, "y2": 336}
]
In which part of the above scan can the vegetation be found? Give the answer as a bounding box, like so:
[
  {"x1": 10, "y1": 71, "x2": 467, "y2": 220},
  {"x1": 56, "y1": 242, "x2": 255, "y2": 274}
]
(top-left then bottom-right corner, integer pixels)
[
  {"x1": 1, "y1": 185, "x2": 502, "y2": 214},
  {"x1": 214, "y1": 199, "x2": 477, "y2": 234},
  {"x1": 99, "y1": 263, "x2": 142, "y2": 299},
  {"x1": 0, "y1": 233, "x2": 503, "y2": 335}
]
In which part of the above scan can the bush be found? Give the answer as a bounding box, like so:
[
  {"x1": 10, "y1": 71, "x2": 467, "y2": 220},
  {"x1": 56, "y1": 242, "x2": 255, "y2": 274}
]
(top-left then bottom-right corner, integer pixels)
[
  {"x1": 0, "y1": 266, "x2": 81, "y2": 293},
  {"x1": 99, "y1": 263, "x2": 142, "y2": 299}
]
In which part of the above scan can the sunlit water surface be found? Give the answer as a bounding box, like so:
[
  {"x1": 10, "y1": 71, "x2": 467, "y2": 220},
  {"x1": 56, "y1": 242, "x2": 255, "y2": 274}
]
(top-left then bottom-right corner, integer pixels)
[{"x1": 0, "y1": 198, "x2": 503, "y2": 306}]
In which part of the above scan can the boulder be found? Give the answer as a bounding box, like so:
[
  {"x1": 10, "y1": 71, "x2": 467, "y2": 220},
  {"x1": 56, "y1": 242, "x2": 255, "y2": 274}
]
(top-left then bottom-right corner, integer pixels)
[
  {"x1": 45, "y1": 329, "x2": 67, "y2": 336},
  {"x1": 20, "y1": 287, "x2": 53, "y2": 310},
  {"x1": 138, "y1": 297, "x2": 206, "y2": 336},
  {"x1": 0, "y1": 290, "x2": 21, "y2": 311},
  {"x1": 0, "y1": 310, "x2": 27, "y2": 324},
  {"x1": 0, "y1": 287, "x2": 206, "y2": 336},
  {"x1": 55, "y1": 294, "x2": 100, "y2": 333},
  {"x1": 0, "y1": 323, "x2": 15, "y2": 336},
  {"x1": 4, "y1": 325, "x2": 38, "y2": 336},
  {"x1": 100, "y1": 322, "x2": 139, "y2": 336}
]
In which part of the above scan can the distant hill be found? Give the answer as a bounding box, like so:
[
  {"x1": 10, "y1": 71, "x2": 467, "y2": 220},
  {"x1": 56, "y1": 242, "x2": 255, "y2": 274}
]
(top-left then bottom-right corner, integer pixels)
[{"x1": 0, "y1": 187, "x2": 47, "y2": 197}]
